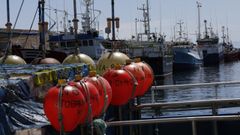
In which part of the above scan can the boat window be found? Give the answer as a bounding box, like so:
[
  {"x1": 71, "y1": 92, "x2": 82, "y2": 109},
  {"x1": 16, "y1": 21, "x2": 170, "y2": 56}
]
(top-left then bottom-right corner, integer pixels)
[
  {"x1": 78, "y1": 41, "x2": 82, "y2": 46},
  {"x1": 60, "y1": 42, "x2": 67, "y2": 47},
  {"x1": 89, "y1": 40, "x2": 93, "y2": 46},
  {"x1": 83, "y1": 40, "x2": 88, "y2": 46},
  {"x1": 68, "y1": 42, "x2": 76, "y2": 47}
]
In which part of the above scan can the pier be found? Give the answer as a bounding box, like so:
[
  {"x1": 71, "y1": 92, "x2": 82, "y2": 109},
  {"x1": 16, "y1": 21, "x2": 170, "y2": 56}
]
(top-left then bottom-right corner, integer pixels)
[{"x1": 106, "y1": 81, "x2": 240, "y2": 135}]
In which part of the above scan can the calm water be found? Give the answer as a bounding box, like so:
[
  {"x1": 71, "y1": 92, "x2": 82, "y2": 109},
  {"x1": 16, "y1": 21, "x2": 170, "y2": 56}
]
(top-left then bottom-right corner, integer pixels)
[{"x1": 142, "y1": 60, "x2": 240, "y2": 118}]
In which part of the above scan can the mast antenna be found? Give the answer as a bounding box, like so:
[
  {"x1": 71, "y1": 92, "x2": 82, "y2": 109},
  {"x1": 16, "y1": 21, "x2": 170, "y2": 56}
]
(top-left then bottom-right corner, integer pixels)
[{"x1": 197, "y1": 1, "x2": 202, "y2": 40}]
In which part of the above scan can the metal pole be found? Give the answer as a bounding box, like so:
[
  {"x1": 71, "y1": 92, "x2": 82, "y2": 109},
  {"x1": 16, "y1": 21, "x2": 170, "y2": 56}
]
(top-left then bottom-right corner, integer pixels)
[
  {"x1": 129, "y1": 102, "x2": 133, "y2": 135},
  {"x1": 151, "y1": 81, "x2": 240, "y2": 91},
  {"x1": 6, "y1": 0, "x2": 10, "y2": 26},
  {"x1": 118, "y1": 107, "x2": 123, "y2": 135},
  {"x1": 111, "y1": 0, "x2": 115, "y2": 41},
  {"x1": 197, "y1": 1, "x2": 201, "y2": 40},
  {"x1": 72, "y1": 0, "x2": 79, "y2": 54},
  {"x1": 192, "y1": 120, "x2": 197, "y2": 135},
  {"x1": 5, "y1": 0, "x2": 12, "y2": 55},
  {"x1": 135, "y1": 18, "x2": 138, "y2": 41},
  {"x1": 146, "y1": 0, "x2": 150, "y2": 38},
  {"x1": 38, "y1": 0, "x2": 42, "y2": 51},
  {"x1": 41, "y1": 0, "x2": 46, "y2": 58},
  {"x1": 107, "y1": 115, "x2": 240, "y2": 127},
  {"x1": 204, "y1": 20, "x2": 208, "y2": 37}
]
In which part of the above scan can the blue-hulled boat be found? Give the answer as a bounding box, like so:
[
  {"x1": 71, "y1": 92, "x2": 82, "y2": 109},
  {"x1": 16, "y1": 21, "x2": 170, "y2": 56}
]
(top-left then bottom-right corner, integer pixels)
[
  {"x1": 172, "y1": 43, "x2": 202, "y2": 70},
  {"x1": 171, "y1": 21, "x2": 202, "y2": 70}
]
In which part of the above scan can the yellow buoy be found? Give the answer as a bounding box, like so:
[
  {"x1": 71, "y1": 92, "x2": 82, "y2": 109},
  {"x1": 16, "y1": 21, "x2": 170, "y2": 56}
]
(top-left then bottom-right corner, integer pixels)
[
  {"x1": 62, "y1": 53, "x2": 95, "y2": 68},
  {"x1": 96, "y1": 52, "x2": 130, "y2": 75},
  {"x1": 0, "y1": 55, "x2": 26, "y2": 64}
]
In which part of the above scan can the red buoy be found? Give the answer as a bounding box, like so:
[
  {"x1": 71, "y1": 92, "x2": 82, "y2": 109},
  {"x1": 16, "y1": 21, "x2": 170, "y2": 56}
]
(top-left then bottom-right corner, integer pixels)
[
  {"x1": 124, "y1": 60, "x2": 145, "y2": 97},
  {"x1": 83, "y1": 71, "x2": 112, "y2": 117},
  {"x1": 44, "y1": 80, "x2": 86, "y2": 132},
  {"x1": 72, "y1": 80, "x2": 100, "y2": 124},
  {"x1": 103, "y1": 65, "x2": 137, "y2": 106},
  {"x1": 135, "y1": 58, "x2": 154, "y2": 96}
]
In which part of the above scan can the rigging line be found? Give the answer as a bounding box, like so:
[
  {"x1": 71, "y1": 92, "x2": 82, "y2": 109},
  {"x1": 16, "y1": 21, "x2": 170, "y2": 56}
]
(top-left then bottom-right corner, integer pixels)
[
  {"x1": 23, "y1": 7, "x2": 39, "y2": 48},
  {"x1": 44, "y1": 12, "x2": 57, "y2": 31},
  {"x1": 4, "y1": 0, "x2": 25, "y2": 58},
  {"x1": 1, "y1": 0, "x2": 25, "y2": 70},
  {"x1": 11, "y1": 0, "x2": 25, "y2": 38}
]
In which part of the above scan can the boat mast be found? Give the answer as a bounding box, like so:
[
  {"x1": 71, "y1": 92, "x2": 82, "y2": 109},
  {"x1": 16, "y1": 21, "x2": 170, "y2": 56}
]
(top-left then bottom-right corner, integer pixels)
[
  {"x1": 221, "y1": 26, "x2": 225, "y2": 44},
  {"x1": 159, "y1": 0, "x2": 162, "y2": 35},
  {"x1": 177, "y1": 20, "x2": 184, "y2": 40},
  {"x1": 111, "y1": 0, "x2": 116, "y2": 41},
  {"x1": 63, "y1": 0, "x2": 67, "y2": 33},
  {"x1": 5, "y1": 0, "x2": 12, "y2": 54},
  {"x1": 146, "y1": 0, "x2": 151, "y2": 40},
  {"x1": 204, "y1": 20, "x2": 208, "y2": 38},
  {"x1": 226, "y1": 27, "x2": 230, "y2": 43},
  {"x1": 138, "y1": 0, "x2": 151, "y2": 41},
  {"x1": 39, "y1": 0, "x2": 46, "y2": 58},
  {"x1": 82, "y1": 0, "x2": 91, "y2": 33},
  {"x1": 72, "y1": 0, "x2": 79, "y2": 54},
  {"x1": 197, "y1": 1, "x2": 202, "y2": 40}
]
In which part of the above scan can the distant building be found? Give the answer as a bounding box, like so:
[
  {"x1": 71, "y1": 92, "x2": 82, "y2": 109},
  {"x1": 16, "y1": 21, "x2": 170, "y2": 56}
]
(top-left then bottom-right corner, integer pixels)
[{"x1": 0, "y1": 28, "x2": 50, "y2": 53}]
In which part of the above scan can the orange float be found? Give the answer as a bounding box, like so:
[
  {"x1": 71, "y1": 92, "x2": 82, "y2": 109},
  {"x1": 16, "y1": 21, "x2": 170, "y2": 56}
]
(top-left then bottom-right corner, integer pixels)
[
  {"x1": 44, "y1": 80, "x2": 86, "y2": 132},
  {"x1": 135, "y1": 58, "x2": 154, "y2": 96},
  {"x1": 83, "y1": 71, "x2": 112, "y2": 117},
  {"x1": 124, "y1": 59, "x2": 145, "y2": 97},
  {"x1": 103, "y1": 65, "x2": 137, "y2": 106},
  {"x1": 70, "y1": 80, "x2": 100, "y2": 124}
]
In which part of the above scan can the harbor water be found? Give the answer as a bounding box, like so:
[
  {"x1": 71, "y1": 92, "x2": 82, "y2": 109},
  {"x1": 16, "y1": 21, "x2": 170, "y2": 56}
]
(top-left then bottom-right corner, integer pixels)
[{"x1": 142, "y1": 59, "x2": 240, "y2": 118}]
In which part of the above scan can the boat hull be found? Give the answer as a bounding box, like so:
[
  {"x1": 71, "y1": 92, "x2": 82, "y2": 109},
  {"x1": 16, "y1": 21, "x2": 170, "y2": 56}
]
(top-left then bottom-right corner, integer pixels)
[
  {"x1": 173, "y1": 48, "x2": 202, "y2": 70},
  {"x1": 202, "y1": 52, "x2": 224, "y2": 66},
  {"x1": 141, "y1": 55, "x2": 173, "y2": 78},
  {"x1": 198, "y1": 44, "x2": 224, "y2": 66},
  {"x1": 12, "y1": 47, "x2": 67, "y2": 63},
  {"x1": 224, "y1": 50, "x2": 239, "y2": 62}
]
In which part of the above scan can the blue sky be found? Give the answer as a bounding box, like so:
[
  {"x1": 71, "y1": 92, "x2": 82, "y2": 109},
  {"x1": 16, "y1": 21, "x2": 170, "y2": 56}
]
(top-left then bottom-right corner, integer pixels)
[{"x1": 1, "y1": 0, "x2": 240, "y2": 42}]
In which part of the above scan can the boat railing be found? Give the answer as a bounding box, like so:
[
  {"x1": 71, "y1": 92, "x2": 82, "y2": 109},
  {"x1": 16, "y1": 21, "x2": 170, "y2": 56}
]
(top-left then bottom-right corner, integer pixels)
[
  {"x1": 151, "y1": 80, "x2": 240, "y2": 90},
  {"x1": 107, "y1": 81, "x2": 240, "y2": 135}
]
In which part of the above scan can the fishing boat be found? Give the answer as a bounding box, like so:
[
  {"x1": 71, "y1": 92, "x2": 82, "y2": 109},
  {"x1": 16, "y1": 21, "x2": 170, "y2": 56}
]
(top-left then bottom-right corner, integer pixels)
[
  {"x1": 48, "y1": 0, "x2": 106, "y2": 60},
  {"x1": 196, "y1": 20, "x2": 224, "y2": 66},
  {"x1": 171, "y1": 21, "x2": 202, "y2": 70},
  {"x1": 9, "y1": 0, "x2": 104, "y2": 63},
  {"x1": 8, "y1": 0, "x2": 67, "y2": 63},
  {"x1": 121, "y1": 0, "x2": 173, "y2": 77},
  {"x1": 221, "y1": 26, "x2": 239, "y2": 62}
]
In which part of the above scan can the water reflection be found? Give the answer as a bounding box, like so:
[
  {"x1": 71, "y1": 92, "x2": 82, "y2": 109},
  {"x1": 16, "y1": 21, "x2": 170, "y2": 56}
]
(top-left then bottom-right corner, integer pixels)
[{"x1": 142, "y1": 61, "x2": 240, "y2": 117}]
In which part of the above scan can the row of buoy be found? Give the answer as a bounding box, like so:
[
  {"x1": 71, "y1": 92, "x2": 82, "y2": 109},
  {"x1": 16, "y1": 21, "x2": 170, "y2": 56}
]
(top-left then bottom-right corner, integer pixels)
[
  {"x1": 43, "y1": 52, "x2": 154, "y2": 132},
  {"x1": 103, "y1": 58, "x2": 153, "y2": 105},
  {"x1": 0, "y1": 53, "x2": 96, "y2": 68},
  {"x1": 44, "y1": 71, "x2": 112, "y2": 132},
  {"x1": 3, "y1": 51, "x2": 154, "y2": 132}
]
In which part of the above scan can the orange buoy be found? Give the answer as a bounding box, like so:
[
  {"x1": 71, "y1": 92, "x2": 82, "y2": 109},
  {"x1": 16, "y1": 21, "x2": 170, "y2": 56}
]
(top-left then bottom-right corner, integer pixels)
[
  {"x1": 124, "y1": 59, "x2": 145, "y2": 97},
  {"x1": 71, "y1": 80, "x2": 100, "y2": 123},
  {"x1": 135, "y1": 58, "x2": 154, "y2": 96},
  {"x1": 83, "y1": 71, "x2": 112, "y2": 117},
  {"x1": 103, "y1": 65, "x2": 137, "y2": 106},
  {"x1": 44, "y1": 80, "x2": 86, "y2": 132}
]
